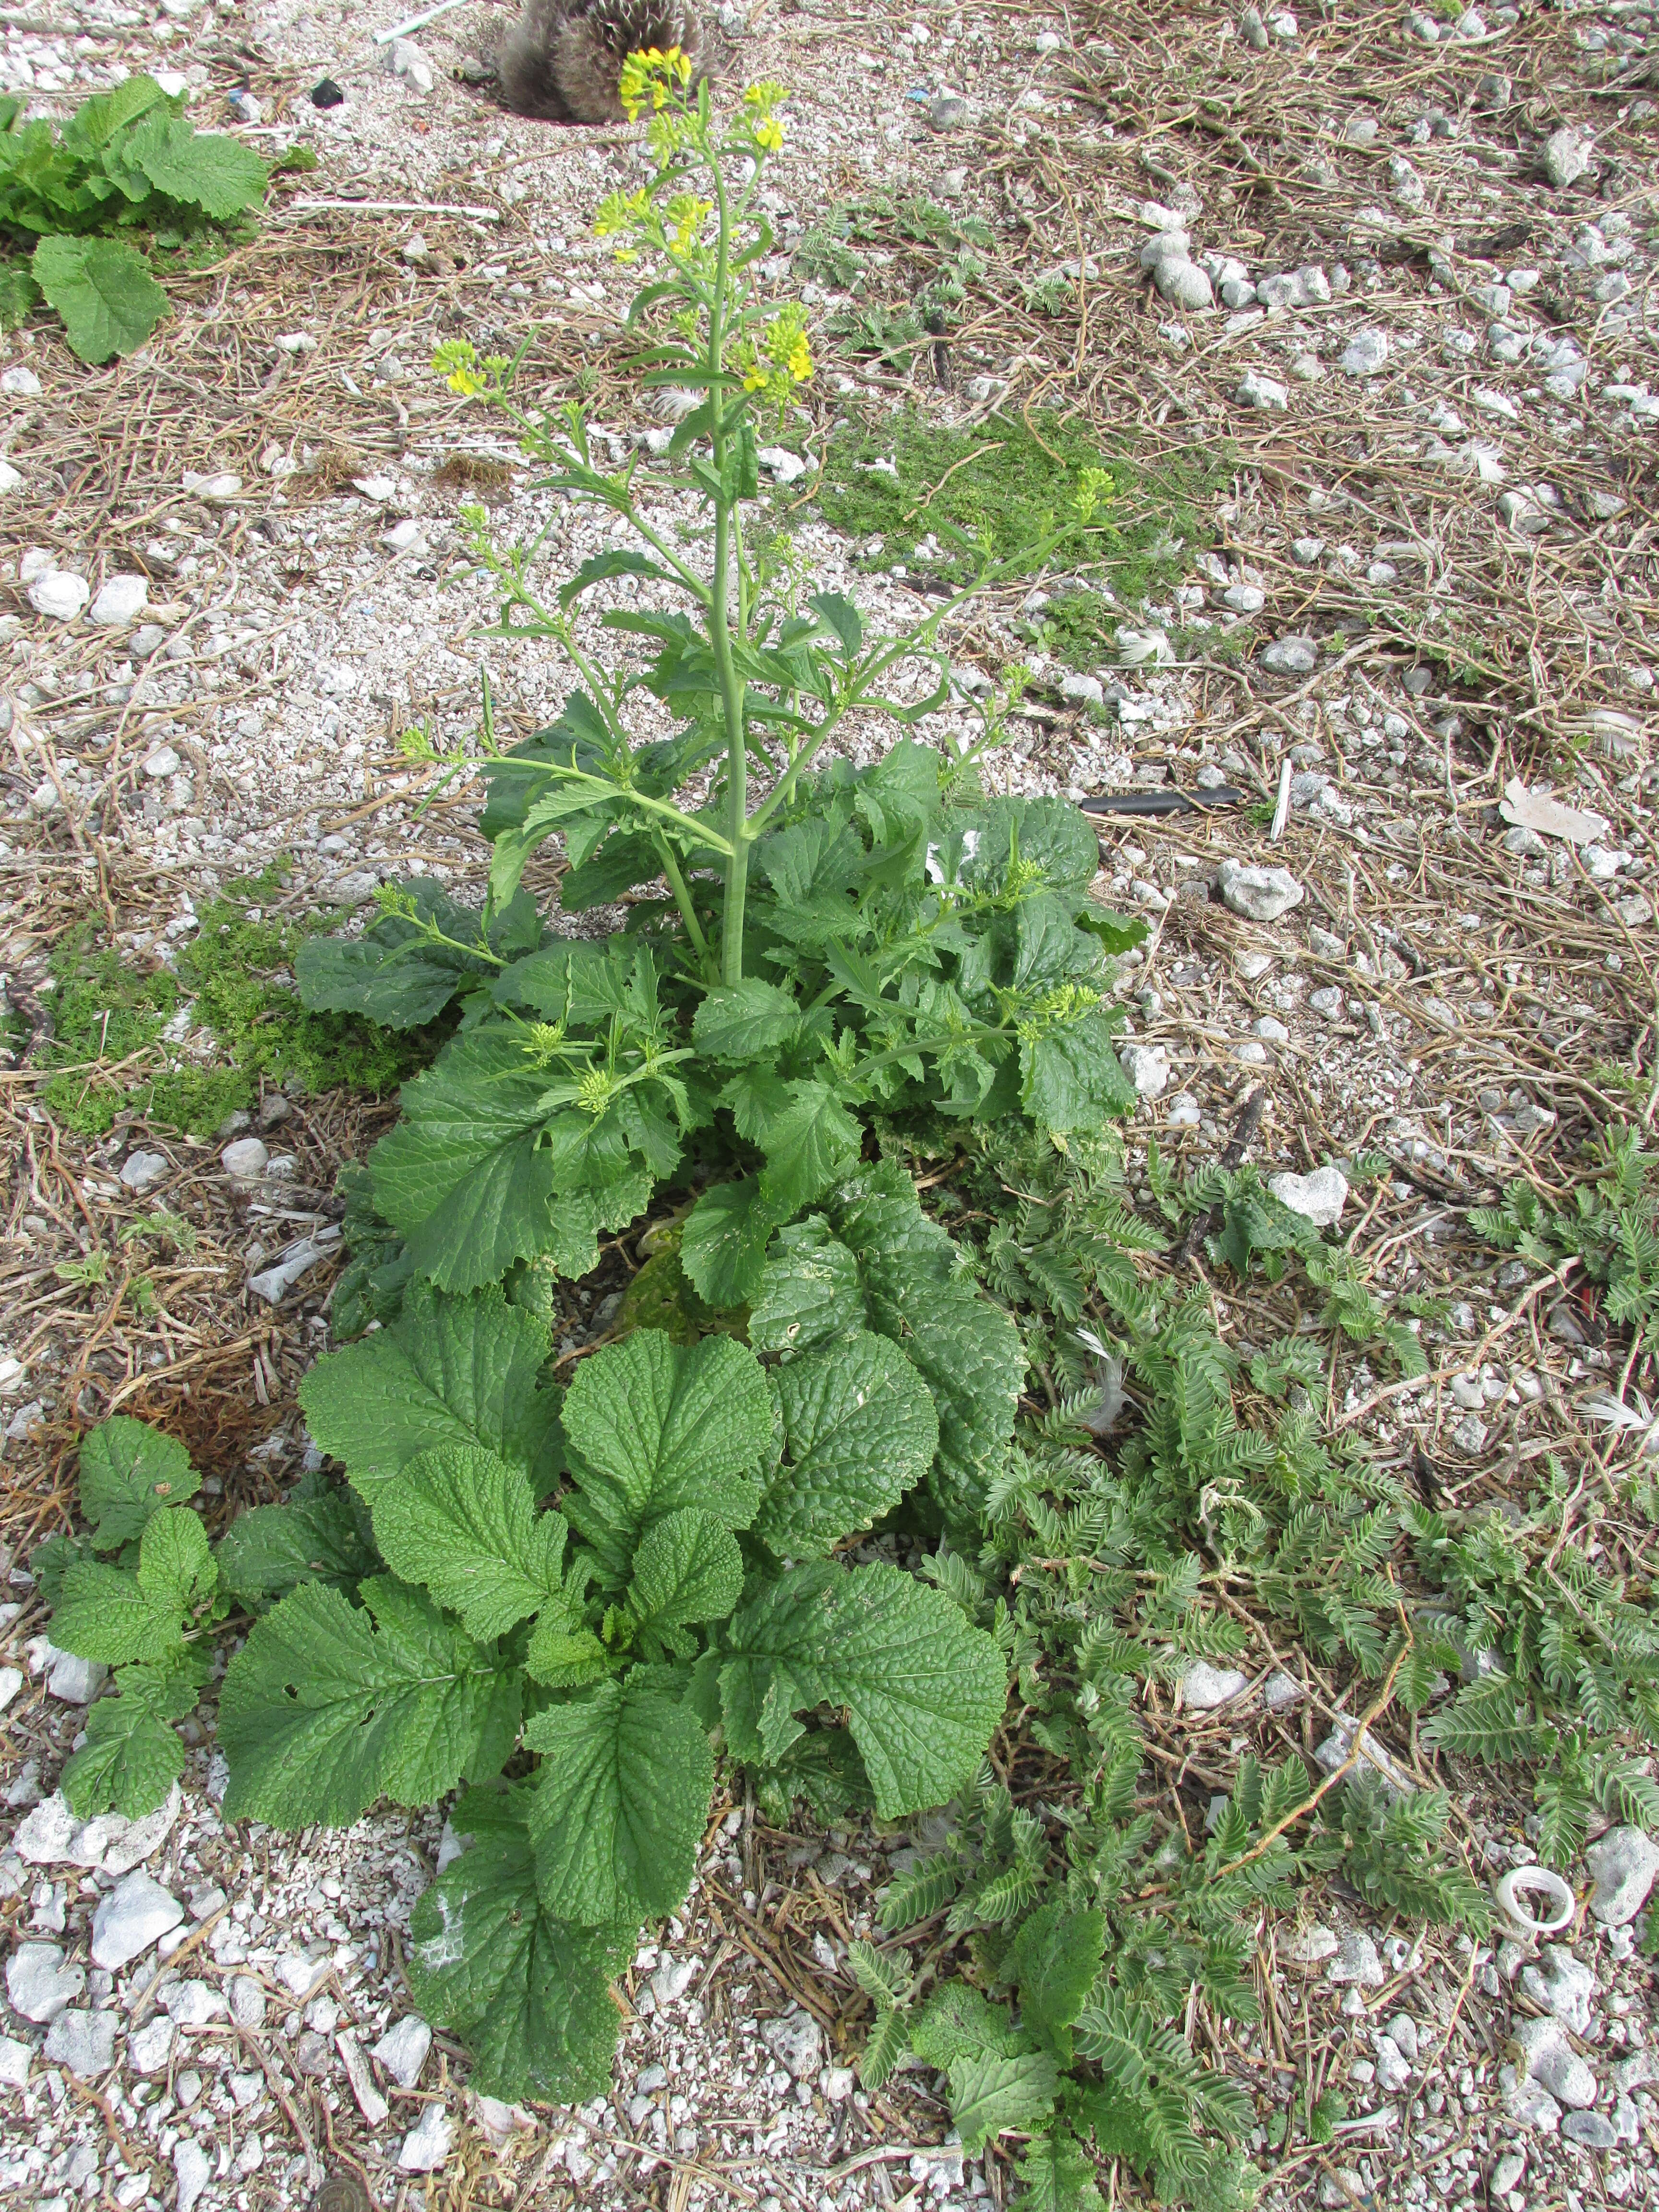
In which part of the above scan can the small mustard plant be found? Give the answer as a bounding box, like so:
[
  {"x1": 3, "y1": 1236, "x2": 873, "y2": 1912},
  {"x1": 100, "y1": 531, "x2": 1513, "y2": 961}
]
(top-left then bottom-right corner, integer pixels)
[{"x1": 426, "y1": 55, "x2": 1114, "y2": 989}]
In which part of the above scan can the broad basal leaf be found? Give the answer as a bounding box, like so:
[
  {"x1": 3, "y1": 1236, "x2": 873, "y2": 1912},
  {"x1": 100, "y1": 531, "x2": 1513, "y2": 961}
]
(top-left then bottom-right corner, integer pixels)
[
  {"x1": 910, "y1": 1984, "x2": 1027, "y2": 2066},
  {"x1": 59, "y1": 1654, "x2": 204, "y2": 1820},
  {"x1": 561, "y1": 1329, "x2": 771, "y2": 1582},
  {"x1": 299, "y1": 1279, "x2": 562, "y2": 1502},
  {"x1": 755, "y1": 1079, "x2": 863, "y2": 1216},
  {"x1": 949, "y1": 2049, "x2": 1061, "y2": 2153},
  {"x1": 748, "y1": 1216, "x2": 868, "y2": 1357},
  {"x1": 755, "y1": 1331, "x2": 938, "y2": 1556},
  {"x1": 1020, "y1": 1011, "x2": 1137, "y2": 1134},
  {"x1": 126, "y1": 109, "x2": 269, "y2": 217},
  {"x1": 79, "y1": 1416, "x2": 198, "y2": 1549},
  {"x1": 218, "y1": 1577, "x2": 520, "y2": 1827},
  {"x1": 1000, "y1": 1900, "x2": 1106, "y2": 2060},
  {"x1": 835, "y1": 1164, "x2": 1026, "y2": 1517},
  {"x1": 1016, "y1": 2130, "x2": 1106, "y2": 2212},
  {"x1": 369, "y1": 1031, "x2": 559, "y2": 1292},
  {"x1": 215, "y1": 1481, "x2": 377, "y2": 1606},
  {"x1": 371, "y1": 1446, "x2": 573, "y2": 1640},
  {"x1": 722, "y1": 1561, "x2": 1006, "y2": 1817},
  {"x1": 693, "y1": 977, "x2": 801, "y2": 1061},
  {"x1": 406, "y1": 1782, "x2": 630, "y2": 2104},
  {"x1": 525, "y1": 1674, "x2": 713, "y2": 1924},
  {"x1": 680, "y1": 1175, "x2": 788, "y2": 1309},
  {"x1": 625, "y1": 1507, "x2": 743, "y2": 1641},
  {"x1": 32, "y1": 233, "x2": 168, "y2": 364},
  {"x1": 759, "y1": 1165, "x2": 1025, "y2": 1518},
  {"x1": 51, "y1": 1506, "x2": 215, "y2": 1665}
]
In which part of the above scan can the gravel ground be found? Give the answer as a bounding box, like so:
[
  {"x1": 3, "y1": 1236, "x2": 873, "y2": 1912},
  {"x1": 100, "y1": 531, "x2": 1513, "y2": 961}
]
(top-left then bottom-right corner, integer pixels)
[{"x1": 3, "y1": 0, "x2": 1659, "y2": 2207}]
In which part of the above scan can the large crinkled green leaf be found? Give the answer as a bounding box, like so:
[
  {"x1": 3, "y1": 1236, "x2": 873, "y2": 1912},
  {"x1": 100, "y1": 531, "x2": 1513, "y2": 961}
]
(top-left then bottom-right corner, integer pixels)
[
  {"x1": 62, "y1": 1691, "x2": 184, "y2": 1819},
  {"x1": 215, "y1": 1480, "x2": 377, "y2": 1607},
  {"x1": 369, "y1": 1032, "x2": 558, "y2": 1290},
  {"x1": 59, "y1": 1655, "x2": 204, "y2": 1819},
  {"x1": 692, "y1": 977, "x2": 801, "y2": 1060},
  {"x1": 406, "y1": 1784, "x2": 630, "y2": 2104},
  {"x1": 1020, "y1": 1011, "x2": 1137, "y2": 1134},
  {"x1": 78, "y1": 1417, "x2": 198, "y2": 1550},
  {"x1": 836, "y1": 1164, "x2": 1026, "y2": 1519},
  {"x1": 299, "y1": 1279, "x2": 562, "y2": 1503},
  {"x1": 50, "y1": 1506, "x2": 216, "y2": 1665},
  {"x1": 1013, "y1": 893, "x2": 1106, "y2": 992},
  {"x1": 948, "y1": 2050, "x2": 1061, "y2": 2152},
  {"x1": 625, "y1": 1507, "x2": 743, "y2": 1640},
  {"x1": 130, "y1": 1509, "x2": 215, "y2": 1615},
  {"x1": 1015, "y1": 2132, "x2": 1106, "y2": 2212},
  {"x1": 406, "y1": 1129, "x2": 559, "y2": 1293},
  {"x1": 910, "y1": 1984, "x2": 1027, "y2": 2066},
  {"x1": 32, "y1": 233, "x2": 168, "y2": 364},
  {"x1": 680, "y1": 1175, "x2": 788, "y2": 1309},
  {"x1": 296, "y1": 885, "x2": 539, "y2": 1030},
  {"x1": 755, "y1": 1331, "x2": 938, "y2": 1557},
  {"x1": 754, "y1": 1165, "x2": 1025, "y2": 1520},
  {"x1": 371, "y1": 1447, "x2": 574, "y2": 1641},
  {"x1": 123, "y1": 109, "x2": 268, "y2": 216},
  {"x1": 217, "y1": 1577, "x2": 520, "y2": 1827},
  {"x1": 961, "y1": 794, "x2": 1101, "y2": 891},
  {"x1": 561, "y1": 1329, "x2": 771, "y2": 1582},
  {"x1": 755, "y1": 1079, "x2": 863, "y2": 1216},
  {"x1": 525, "y1": 1675, "x2": 712, "y2": 1924},
  {"x1": 747, "y1": 1216, "x2": 867, "y2": 1356},
  {"x1": 721, "y1": 1561, "x2": 1006, "y2": 1817},
  {"x1": 999, "y1": 1900, "x2": 1107, "y2": 2061}
]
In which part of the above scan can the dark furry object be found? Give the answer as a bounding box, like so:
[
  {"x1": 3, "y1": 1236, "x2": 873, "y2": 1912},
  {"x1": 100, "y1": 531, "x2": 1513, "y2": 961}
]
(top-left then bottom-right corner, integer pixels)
[{"x1": 496, "y1": 0, "x2": 709, "y2": 122}]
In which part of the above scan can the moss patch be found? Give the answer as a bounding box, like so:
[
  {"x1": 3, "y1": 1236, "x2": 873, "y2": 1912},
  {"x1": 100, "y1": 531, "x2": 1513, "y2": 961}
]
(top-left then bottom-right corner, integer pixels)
[
  {"x1": 815, "y1": 409, "x2": 1222, "y2": 666},
  {"x1": 39, "y1": 864, "x2": 436, "y2": 1137}
]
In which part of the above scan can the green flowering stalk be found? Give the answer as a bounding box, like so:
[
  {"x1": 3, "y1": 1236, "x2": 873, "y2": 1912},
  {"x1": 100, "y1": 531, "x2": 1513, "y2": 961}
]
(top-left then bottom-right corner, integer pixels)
[{"x1": 425, "y1": 56, "x2": 1118, "y2": 994}]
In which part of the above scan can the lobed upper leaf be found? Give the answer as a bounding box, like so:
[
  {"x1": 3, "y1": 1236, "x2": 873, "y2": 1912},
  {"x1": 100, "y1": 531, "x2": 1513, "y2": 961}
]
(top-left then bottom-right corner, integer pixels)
[
  {"x1": 407, "y1": 1782, "x2": 632, "y2": 2104},
  {"x1": 721, "y1": 1560, "x2": 1006, "y2": 1818},
  {"x1": 526, "y1": 1674, "x2": 713, "y2": 1925},
  {"x1": 78, "y1": 1416, "x2": 198, "y2": 1550},
  {"x1": 299, "y1": 1279, "x2": 562, "y2": 1503},
  {"x1": 561, "y1": 1329, "x2": 771, "y2": 1582},
  {"x1": 217, "y1": 1577, "x2": 520, "y2": 1827}
]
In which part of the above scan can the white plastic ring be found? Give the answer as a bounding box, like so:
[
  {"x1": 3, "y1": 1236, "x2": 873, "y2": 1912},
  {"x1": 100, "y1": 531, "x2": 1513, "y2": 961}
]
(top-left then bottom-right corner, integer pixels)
[{"x1": 1493, "y1": 1864, "x2": 1575, "y2": 1938}]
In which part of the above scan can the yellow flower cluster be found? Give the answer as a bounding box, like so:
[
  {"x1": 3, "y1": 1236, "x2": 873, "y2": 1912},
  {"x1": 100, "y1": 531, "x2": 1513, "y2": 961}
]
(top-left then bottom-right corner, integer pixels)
[
  {"x1": 738, "y1": 301, "x2": 814, "y2": 407},
  {"x1": 594, "y1": 183, "x2": 653, "y2": 262},
  {"x1": 663, "y1": 191, "x2": 713, "y2": 259},
  {"x1": 1073, "y1": 465, "x2": 1116, "y2": 523},
  {"x1": 432, "y1": 338, "x2": 511, "y2": 399},
  {"x1": 618, "y1": 43, "x2": 693, "y2": 122},
  {"x1": 742, "y1": 79, "x2": 788, "y2": 151}
]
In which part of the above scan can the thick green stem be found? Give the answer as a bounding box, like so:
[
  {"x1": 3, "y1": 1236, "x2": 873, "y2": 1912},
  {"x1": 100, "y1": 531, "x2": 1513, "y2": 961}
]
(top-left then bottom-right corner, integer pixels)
[
  {"x1": 653, "y1": 831, "x2": 709, "y2": 963},
  {"x1": 713, "y1": 497, "x2": 749, "y2": 986},
  {"x1": 706, "y1": 156, "x2": 751, "y2": 989}
]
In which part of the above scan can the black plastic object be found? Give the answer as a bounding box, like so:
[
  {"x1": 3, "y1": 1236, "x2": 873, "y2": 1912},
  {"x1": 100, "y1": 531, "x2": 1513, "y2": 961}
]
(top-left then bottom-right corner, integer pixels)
[
  {"x1": 1082, "y1": 787, "x2": 1244, "y2": 817},
  {"x1": 310, "y1": 78, "x2": 345, "y2": 108}
]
